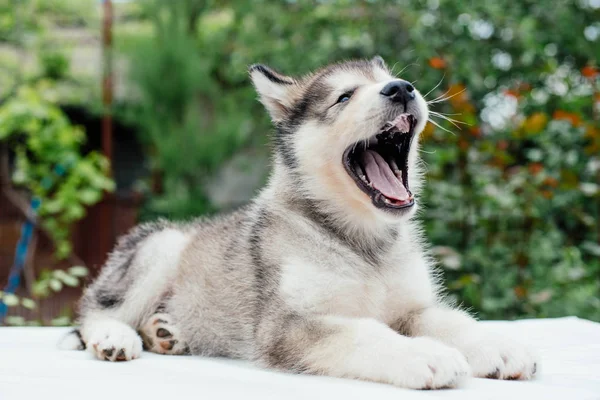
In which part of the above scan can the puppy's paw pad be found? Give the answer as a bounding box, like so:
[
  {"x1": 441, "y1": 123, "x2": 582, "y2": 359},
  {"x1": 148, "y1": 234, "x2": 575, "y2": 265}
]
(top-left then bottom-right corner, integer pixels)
[{"x1": 140, "y1": 313, "x2": 189, "y2": 355}]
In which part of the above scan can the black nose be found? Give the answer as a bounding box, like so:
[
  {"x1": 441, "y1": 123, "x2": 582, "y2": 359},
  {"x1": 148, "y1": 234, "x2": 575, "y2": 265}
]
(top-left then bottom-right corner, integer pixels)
[{"x1": 380, "y1": 80, "x2": 415, "y2": 104}]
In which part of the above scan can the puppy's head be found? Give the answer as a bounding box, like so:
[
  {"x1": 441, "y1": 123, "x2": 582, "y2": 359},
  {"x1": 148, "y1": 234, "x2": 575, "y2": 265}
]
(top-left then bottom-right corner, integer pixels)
[{"x1": 250, "y1": 57, "x2": 429, "y2": 227}]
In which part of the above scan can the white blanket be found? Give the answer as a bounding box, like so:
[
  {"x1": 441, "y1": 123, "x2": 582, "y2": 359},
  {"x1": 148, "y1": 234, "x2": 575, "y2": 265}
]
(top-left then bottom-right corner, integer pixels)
[{"x1": 1, "y1": 317, "x2": 599, "y2": 400}]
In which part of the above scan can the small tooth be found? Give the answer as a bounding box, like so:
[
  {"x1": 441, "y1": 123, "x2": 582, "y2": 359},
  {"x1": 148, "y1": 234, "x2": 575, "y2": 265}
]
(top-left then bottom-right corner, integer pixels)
[{"x1": 388, "y1": 159, "x2": 402, "y2": 178}]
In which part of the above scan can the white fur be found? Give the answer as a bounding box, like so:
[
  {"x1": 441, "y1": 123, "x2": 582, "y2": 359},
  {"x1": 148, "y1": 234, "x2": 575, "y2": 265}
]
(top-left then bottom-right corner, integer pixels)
[
  {"x1": 412, "y1": 307, "x2": 540, "y2": 380},
  {"x1": 57, "y1": 331, "x2": 85, "y2": 351},
  {"x1": 115, "y1": 229, "x2": 190, "y2": 326},
  {"x1": 302, "y1": 316, "x2": 471, "y2": 389},
  {"x1": 280, "y1": 246, "x2": 435, "y2": 324},
  {"x1": 81, "y1": 316, "x2": 142, "y2": 361}
]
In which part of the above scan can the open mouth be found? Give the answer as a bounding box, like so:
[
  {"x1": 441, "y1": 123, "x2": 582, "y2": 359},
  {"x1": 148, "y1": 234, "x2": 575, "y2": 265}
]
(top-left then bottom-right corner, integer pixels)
[{"x1": 343, "y1": 113, "x2": 416, "y2": 210}]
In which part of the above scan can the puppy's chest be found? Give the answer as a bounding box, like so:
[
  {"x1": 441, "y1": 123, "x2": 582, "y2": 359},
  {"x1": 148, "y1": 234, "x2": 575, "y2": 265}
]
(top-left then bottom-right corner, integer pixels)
[{"x1": 279, "y1": 254, "x2": 433, "y2": 324}]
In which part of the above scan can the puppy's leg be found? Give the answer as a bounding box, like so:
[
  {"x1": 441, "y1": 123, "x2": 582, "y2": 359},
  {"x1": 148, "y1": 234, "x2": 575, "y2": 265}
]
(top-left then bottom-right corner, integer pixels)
[
  {"x1": 77, "y1": 225, "x2": 189, "y2": 362},
  {"x1": 139, "y1": 312, "x2": 189, "y2": 355},
  {"x1": 256, "y1": 313, "x2": 471, "y2": 389},
  {"x1": 402, "y1": 307, "x2": 539, "y2": 380}
]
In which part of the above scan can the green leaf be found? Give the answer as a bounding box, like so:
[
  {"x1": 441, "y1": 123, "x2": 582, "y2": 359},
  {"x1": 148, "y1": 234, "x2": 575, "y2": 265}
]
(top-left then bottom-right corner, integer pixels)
[
  {"x1": 2, "y1": 293, "x2": 19, "y2": 307},
  {"x1": 78, "y1": 188, "x2": 102, "y2": 205},
  {"x1": 60, "y1": 275, "x2": 79, "y2": 287},
  {"x1": 5, "y1": 316, "x2": 26, "y2": 326},
  {"x1": 21, "y1": 298, "x2": 37, "y2": 309},
  {"x1": 68, "y1": 266, "x2": 89, "y2": 277},
  {"x1": 49, "y1": 279, "x2": 63, "y2": 292},
  {"x1": 32, "y1": 281, "x2": 50, "y2": 298},
  {"x1": 50, "y1": 316, "x2": 72, "y2": 326}
]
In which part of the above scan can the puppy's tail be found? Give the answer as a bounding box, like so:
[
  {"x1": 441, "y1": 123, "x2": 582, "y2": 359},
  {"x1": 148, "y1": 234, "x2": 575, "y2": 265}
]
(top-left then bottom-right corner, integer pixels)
[{"x1": 57, "y1": 328, "x2": 86, "y2": 351}]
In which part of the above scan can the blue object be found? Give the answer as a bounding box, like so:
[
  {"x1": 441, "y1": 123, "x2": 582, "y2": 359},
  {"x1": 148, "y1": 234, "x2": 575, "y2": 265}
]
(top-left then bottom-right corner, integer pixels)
[{"x1": 0, "y1": 198, "x2": 41, "y2": 321}]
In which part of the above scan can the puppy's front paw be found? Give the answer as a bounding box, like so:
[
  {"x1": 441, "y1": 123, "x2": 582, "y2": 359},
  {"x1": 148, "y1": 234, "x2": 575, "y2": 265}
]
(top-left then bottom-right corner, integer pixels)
[
  {"x1": 87, "y1": 320, "x2": 143, "y2": 362},
  {"x1": 395, "y1": 337, "x2": 471, "y2": 389},
  {"x1": 459, "y1": 332, "x2": 539, "y2": 380}
]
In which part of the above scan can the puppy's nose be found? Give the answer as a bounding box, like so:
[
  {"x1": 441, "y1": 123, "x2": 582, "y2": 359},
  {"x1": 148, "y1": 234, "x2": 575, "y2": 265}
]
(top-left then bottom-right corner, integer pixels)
[{"x1": 380, "y1": 80, "x2": 415, "y2": 104}]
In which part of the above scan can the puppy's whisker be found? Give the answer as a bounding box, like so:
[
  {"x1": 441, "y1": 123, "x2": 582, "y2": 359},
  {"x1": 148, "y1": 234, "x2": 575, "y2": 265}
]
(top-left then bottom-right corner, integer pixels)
[
  {"x1": 429, "y1": 112, "x2": 471, "y2": 129},
  {"x1": 427, "y1": 88, "x2": 467, "y2": 105},
  {"x1": 427, "y1": 87, "x2": 453, "y2": 104},
  {"x1": 428, "y1": 118, "x2": 456, "y2": 136},
  {"x1": 395, "y1": 62, "x2": 420, "y2": 78},
  {"x1": 423, "y1": 74, "x2": 446, "y2": 99},
  {"x1": 430, "y1": 111, "x2": 462, "y2": 116},
  {"x1": 418, "y1": 149, "x2": 437, "y2": 154}
]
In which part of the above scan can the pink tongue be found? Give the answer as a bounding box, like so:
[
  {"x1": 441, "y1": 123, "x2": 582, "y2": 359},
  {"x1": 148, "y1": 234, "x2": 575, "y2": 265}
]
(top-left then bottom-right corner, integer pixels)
[{"x1": 361, "y1": 150, "x2": 409, "y2": 201}]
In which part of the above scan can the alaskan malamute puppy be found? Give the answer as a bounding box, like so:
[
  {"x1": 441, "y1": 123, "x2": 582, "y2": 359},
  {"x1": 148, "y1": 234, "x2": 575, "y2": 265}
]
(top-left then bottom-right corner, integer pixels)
[{"x1": 63, "y1": 57, "x2": 538, "y2": 389}]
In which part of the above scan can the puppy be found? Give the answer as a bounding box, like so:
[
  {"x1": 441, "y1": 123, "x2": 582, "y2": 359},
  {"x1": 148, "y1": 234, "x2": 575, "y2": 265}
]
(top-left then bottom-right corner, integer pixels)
[{"x1": 63, "y1": 57, "x2": 538, "y2": 389}]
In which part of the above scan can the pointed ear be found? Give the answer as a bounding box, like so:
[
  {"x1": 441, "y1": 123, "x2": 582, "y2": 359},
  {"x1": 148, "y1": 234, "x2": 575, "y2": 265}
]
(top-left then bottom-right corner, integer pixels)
[
  {"x1": 371, "y1": 55, "x2": 388, "y2": 70},
  {"x1": 249, "y1": 64, "x2": 299, "y2": 122}
]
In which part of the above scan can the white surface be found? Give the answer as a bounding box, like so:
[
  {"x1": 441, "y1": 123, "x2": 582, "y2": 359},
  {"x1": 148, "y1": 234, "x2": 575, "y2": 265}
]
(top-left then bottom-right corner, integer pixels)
[{"x1": 0, "y1": 317, "x2": 599, "y2": 400}]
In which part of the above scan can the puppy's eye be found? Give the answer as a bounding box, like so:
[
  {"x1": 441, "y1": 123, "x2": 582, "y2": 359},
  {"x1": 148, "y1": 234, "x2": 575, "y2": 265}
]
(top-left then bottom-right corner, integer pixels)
[{"x1": 336, "y1": 91, "x2": 354, "y2": 104}]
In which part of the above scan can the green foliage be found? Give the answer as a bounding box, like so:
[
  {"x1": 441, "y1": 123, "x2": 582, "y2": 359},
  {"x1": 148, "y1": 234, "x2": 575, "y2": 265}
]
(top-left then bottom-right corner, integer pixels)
[
  {"x1": 1, "y1": 266, "x2": 88, "y2": 326},
  {"x1": 32, "y1": 265, "x2": 88, "y2": 298},
  {"x1": 118, "y1": 0, "x2": 258, "y2": 219},
  {"x1": 0, "y1": 0, "x2": 96, "y2": 43},
  {"x1": 0, "y1": 83, "x2": 115, "y2": 259},
  {"x1": 39, "y1": 47, "x2": 70, "y2": 80}
]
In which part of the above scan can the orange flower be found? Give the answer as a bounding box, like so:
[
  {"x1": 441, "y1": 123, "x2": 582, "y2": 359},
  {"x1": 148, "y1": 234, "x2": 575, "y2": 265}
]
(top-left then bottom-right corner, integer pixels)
[
  {"x1": 504, "y1": 89, "x2": 520, "y2": 98},
  {"x1": 469, "y1": 126, "x2": 482, "y2": 137},
  {"x1": 542, "y1": 177, "x2": 559, "y2": 188},
  {"x1": 497, "y1": 140, "x2": 508, "y2": 150},
  {"x1": 446, "y1": 83, "x2": 475, "y2": 113},
  {"x1": 518, "y1": 82, "x2": 532, "y2": 92},
  {"x1": 541, "y1": 190, "x2": 554, "y2": 199},
  {"x1": 428, "y1": 57, "x2": 446, "y2": 69},
  {"x1": 523, "y1": 112, "x2": 548, "y2": 134},
  {"x1": 585, "y1": 124, "x2": 600, "y2": 139},
  {"x1": 514, "y1": 286, "x2": 527, "y2": 298},
  {"x1": 490, "y1": 156, "x2": 506, "y2": 168},
  {"x1": 528, "y1": 163, "x2": 544, "y2": 175},
  {"x1": 553, "y1": 110, "x2": 581, "y2": 127},
  {"x1": 582, "y1": 65, "x2": 598, "y2": 79}
]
